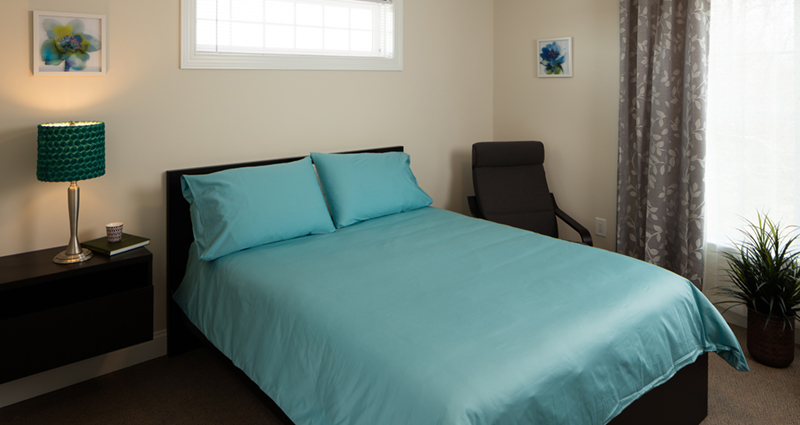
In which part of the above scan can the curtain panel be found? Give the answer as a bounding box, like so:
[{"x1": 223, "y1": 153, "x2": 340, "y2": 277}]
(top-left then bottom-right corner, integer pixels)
[{"x1": 617, "y1": 0, "x2": 710, "y2": 288}]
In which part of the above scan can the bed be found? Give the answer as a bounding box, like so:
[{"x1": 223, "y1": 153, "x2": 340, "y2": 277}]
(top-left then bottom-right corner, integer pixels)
[{"x1": 166, "y1": 146, "x2": 748, "y2": 425}]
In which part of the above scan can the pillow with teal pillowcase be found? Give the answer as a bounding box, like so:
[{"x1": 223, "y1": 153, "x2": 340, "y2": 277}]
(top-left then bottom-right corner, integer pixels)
[
  {"x1": 181, "y1": 157, "x2": 335, "y2": 261},
  {"x1": 311, "y1": 151, "x2": 433, "y2": 228}
]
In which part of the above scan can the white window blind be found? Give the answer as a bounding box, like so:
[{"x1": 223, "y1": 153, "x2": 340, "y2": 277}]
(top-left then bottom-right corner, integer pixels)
[
  {"x1": 181, "y1": 0, "x2": 402, "y2": 70},
  {"x1": 706, "y1": 0, "x2": 798, "y2": 246},
  {"x1": 703, "y1": 0, "x2": 800, "y2": 342}
]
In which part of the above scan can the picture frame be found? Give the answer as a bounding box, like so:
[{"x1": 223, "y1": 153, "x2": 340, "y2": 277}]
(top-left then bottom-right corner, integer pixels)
[
  {"x1": 32, "y1": 11, "x2": 107, "y2": 76},
  {"x1": 536, "y1": 37, "x2": 572, "y2": 78}
]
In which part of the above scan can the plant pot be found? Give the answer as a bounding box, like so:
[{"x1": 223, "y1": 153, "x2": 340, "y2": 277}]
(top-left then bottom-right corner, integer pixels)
[{"x1": 747, "y1": 308, "x2": 795, "y2": 368}]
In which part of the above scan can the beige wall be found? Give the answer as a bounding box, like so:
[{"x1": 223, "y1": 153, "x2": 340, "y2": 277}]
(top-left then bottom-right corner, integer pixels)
[
  {"x1": 0, "y1": 0, "x2": 494, "y2": 331},
  {"x1": 493, "y1": 0, "x2": 619, "y2": 250},
  {"x1": 2, "y1": 0, "x2": 622, "y2": 334}
]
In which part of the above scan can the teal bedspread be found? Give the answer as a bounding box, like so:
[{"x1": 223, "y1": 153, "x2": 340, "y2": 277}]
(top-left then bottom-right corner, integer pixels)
[{"x1": 174, "y1": 207, "x2": 747, "y2": 425}]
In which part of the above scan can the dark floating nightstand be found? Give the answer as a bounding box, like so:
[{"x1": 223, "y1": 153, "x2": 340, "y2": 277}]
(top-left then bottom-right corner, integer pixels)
[{"x1": 0, "y1": 246, "x2": 153, "y2": 384}]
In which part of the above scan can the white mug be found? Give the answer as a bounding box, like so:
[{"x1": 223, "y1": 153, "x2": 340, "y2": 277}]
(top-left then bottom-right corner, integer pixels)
[{"x1": 106, "y1": 222, "x2": 123, "y2": 243}]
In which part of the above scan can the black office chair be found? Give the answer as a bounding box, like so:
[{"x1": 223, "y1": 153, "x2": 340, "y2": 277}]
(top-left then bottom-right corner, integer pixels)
[{"x1": 467, "y1": 141, "x2": 593, "y2": 246}]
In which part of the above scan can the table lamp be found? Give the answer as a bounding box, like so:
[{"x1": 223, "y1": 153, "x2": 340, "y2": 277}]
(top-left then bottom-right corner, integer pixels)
[{"x1": 37, "y1": 121, "x2": 105, "y2": 264}]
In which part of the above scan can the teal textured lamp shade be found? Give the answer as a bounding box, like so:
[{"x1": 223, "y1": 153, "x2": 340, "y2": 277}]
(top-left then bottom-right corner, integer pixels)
[{"x1": 37, "y1": 121, "x2": 105, "y2": 182}]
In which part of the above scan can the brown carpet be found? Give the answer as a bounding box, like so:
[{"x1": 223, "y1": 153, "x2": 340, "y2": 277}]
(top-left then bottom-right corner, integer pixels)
[
  {"x1": 0, "y1": 348, "x2": 284, "y2": 425},
  {"x1": 1, "y1": 325, "x2": 798, "y2": 425},
  {"x1": 703, "y1": 325, "x2": 800, "y2": 425}
]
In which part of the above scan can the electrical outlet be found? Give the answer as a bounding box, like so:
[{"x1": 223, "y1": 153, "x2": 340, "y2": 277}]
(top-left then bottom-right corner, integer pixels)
[{"x1": 595, "y1": 218, "x2": 607, "y2": 238}]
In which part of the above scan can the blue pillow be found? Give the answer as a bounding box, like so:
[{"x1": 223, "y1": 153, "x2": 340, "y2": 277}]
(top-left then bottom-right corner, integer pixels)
[
  {"x1": 311, "y1": 151, "x2": 433, "y2": 228},
  {"x1": 181, "y1": 157, "x2": 335, "y2": 261}
]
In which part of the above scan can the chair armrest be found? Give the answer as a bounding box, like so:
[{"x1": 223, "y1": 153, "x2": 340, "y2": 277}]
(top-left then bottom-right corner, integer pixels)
[
  {"x1": 551, "y1": 194, "x2": 593, "y2": 246},
  {"x1": 467, "y1": 196, "x2": 483, "y2": 218}
]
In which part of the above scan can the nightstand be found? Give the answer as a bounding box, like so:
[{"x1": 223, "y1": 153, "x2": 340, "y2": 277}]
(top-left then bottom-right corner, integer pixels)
[{"x1": 0, "y1": 246, "x2": 153, "y2": 384}]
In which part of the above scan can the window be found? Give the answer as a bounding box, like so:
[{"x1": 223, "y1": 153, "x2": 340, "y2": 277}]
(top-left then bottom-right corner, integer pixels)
[
  {"x1": 181, "y1": 0, "x2": 402, "y2": 70},
  {"x1": 706, "y1": 0, "x2": 797, "y2": 245},
  {"x1": 703, "y1": 0, "x2": 800, "y2": 322}
]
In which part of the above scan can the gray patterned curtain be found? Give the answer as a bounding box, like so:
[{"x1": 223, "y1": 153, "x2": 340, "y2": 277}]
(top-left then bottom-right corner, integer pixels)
[{"x1": 617, "y1": 0, "x2": 710, "y2": 288}]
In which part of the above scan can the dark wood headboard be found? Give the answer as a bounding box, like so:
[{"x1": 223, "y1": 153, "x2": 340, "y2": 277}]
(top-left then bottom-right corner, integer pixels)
[{"x1": 165, "y1": 146, "x2": 403, "y2": 299}]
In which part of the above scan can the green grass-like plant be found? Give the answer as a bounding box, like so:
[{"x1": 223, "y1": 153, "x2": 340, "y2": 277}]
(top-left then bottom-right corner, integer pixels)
[{"x1": 716, "y1": 213, "x2": 800, "y2": 329}]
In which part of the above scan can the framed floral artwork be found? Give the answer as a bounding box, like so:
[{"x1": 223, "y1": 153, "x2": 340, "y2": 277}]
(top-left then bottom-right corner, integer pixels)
[
  {"x1": 537, "y1": 37, "x2": 572, "y2": 78},
  {"x1": 32, "y1": 11, "x2": 107, "y2": 76}
]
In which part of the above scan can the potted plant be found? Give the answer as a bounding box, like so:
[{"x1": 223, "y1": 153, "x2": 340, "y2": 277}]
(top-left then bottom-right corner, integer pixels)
[{"x1": 716, "y1": 213, "x2": 800, "y2": 368}]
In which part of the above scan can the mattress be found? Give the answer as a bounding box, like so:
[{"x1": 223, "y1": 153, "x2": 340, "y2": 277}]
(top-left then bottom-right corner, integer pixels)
[{"x1": 174, "y1": 207, "x2": 748, "y2": 425}]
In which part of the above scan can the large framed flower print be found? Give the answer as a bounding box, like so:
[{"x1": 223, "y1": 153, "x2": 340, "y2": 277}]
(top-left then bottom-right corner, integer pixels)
[
  {"x1": 537, "y1": 37, "x2": 572, "y2": 78},
  {"x1": 32, "y1": 11, "x2": 106, "y2": 76}
]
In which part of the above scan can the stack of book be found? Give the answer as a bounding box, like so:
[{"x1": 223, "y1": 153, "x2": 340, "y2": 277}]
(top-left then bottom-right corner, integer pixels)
[{"x1": 81, "y1": 234, "x2": 150, "y2": 256}]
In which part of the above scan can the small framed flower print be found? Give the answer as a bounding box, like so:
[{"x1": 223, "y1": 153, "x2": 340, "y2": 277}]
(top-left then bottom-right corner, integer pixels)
[
  {"x1": 32, "y1": 11, "x2": 107, "y2": 76},
  {"x1": 537, "y1": 37, "x2": 572, "y2": 78}
]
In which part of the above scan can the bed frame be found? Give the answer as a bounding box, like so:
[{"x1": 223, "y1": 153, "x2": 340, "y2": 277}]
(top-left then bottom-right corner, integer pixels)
[{"x1": 165, "y1": 146, "x2": 708, "y2": 425}]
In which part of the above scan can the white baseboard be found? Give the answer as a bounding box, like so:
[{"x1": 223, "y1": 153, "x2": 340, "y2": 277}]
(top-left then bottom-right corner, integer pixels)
[
  {"x1": 0, "y1": 330, "x2": 167, "y2": 409},
  {"x1": 724, "y1": 310, "x2": 748, "y2": 329},
  {"x1": 722, "y1": 311, "x2": 800, "y2": 346}
]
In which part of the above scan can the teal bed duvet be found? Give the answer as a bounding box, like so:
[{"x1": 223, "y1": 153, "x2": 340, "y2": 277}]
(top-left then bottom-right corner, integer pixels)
[{"x1": 174, "y1": 207, "x2": 748, "y2": 425}]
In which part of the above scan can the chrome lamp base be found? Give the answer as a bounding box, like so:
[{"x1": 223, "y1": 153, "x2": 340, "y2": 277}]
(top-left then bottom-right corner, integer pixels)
[
  {"x1": 53, "y1": 181, "x2": 93, "y2": 265},
  {"x1": 53, "y1": 247, "x2": 93, "y2": 264}
]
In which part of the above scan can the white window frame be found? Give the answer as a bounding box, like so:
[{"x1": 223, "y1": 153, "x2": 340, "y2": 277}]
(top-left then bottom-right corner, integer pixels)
[{"x1": 181, "y1": 0, "x2": 403, "y2": 70}]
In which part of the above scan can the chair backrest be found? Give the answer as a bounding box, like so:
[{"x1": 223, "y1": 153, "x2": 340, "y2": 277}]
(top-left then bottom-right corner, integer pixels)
[{"x1": 472, "y1": 141, "x2": 558, "y2": 237}]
